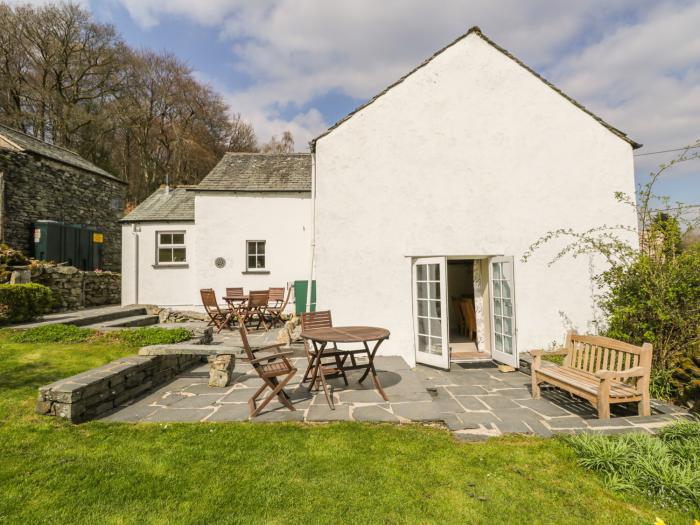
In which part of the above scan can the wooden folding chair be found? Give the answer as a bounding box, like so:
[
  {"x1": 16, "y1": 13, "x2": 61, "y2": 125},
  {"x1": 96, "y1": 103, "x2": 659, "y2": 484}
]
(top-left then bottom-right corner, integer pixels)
[
  {"x1": 266, "y1": 286, "x2": 292, "y2": 328},
  {"x1": 300, "y1": 310, "x2": 367, "y2": 385},
  {"x1": 226, "y1": 287, "x2": 245, "y2": 301},
  {"x1": 238, "y1": 318, "x2": 297, "y2": 417},
  {"x1": 459, "y1": 298, "x2": 476, "y2": 340},
  {"x1": 268, "y1": 287, "x2": 285, "y2": 307},
  {"x1": 224, "y1": 287, "x2": 246, "y2": 318},
  {"x1": 242, "y1": 290, "x2": 270, "y2": 331},
  {"x1": 200, "y1": 289, "x2": 233, "y2": 333}
]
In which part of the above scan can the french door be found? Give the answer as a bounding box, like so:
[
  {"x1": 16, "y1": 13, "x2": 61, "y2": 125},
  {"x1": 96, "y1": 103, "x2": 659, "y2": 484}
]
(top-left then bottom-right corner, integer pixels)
[
  {"x1": 413, "y1": 257, "x2": 450, "y2": 370},
  {"x1": 489, "y1": 256, "x2": 518, "y2": 368}
]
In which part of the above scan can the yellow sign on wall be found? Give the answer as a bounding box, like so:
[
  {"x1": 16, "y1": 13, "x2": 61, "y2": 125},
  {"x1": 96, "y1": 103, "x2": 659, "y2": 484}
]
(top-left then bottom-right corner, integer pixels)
[{"x1": 92, "y1": 233, "x2": 104, "y2": 243}]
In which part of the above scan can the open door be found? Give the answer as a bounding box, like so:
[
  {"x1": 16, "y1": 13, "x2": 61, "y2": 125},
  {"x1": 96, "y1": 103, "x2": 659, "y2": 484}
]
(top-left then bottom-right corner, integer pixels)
[
  {"x1": 489, "y1": 256, "x2": 518, "y2": 368},
  {"x1": 413, "y1": 257, "x2": 450, "y2": 370}
]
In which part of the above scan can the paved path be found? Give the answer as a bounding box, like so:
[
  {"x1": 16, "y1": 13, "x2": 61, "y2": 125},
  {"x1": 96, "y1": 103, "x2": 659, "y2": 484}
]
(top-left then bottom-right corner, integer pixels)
[{"x1": 100, "y1": 354, "x2": 693, "y2": 438}]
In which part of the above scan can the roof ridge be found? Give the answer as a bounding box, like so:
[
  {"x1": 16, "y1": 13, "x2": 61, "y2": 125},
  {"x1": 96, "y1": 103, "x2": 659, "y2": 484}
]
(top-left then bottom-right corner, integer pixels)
[
  {"x1": 310, "y1": 26, "x2": 640, "y2": 149},
  {"x1": 0, "y1": 122, "x2": 89, "y2": 159}
]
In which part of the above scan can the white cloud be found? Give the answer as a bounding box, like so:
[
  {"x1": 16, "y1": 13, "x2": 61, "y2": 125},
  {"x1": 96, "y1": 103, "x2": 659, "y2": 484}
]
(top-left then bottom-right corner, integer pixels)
[{"x1": 114, "y1": 0, "x2": 700, "y2": 188}]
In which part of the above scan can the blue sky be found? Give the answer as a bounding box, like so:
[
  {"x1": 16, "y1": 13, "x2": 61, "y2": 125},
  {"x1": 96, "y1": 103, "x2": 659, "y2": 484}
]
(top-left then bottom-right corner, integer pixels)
[{"x1": 22, "y1": 0, "x2": 700, "y2": 206}]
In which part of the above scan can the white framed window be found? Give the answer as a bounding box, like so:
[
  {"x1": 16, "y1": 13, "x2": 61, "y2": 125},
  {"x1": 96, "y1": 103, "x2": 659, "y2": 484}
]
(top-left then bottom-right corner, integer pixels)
[
  {"x1": 156, "y1": 231, "x2": 186, "y2": 265},
  {"x1": 246, "y1": 240, "x2": 266, "y2": 270}
]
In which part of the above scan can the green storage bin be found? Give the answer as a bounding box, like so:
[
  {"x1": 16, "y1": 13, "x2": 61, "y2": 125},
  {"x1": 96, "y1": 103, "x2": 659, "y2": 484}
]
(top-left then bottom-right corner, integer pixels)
[{"x1": 293, "y1": 280, "x2": 316, "y2": 314}]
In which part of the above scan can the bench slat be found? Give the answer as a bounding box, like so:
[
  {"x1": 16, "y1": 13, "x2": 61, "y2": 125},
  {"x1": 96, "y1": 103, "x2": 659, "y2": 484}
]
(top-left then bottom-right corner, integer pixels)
[{"x1": 537, "y1": 367, "x2": 640, "y2": 398}]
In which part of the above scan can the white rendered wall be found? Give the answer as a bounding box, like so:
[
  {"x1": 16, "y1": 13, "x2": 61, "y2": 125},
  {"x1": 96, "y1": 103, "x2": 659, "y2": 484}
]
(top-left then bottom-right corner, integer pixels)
[
  {"x1": 313, "y1": 33, "x2": 638, "y2": 366},
  {"x1": 121, "y1": 222, "x2": 197, "y2": 307},
  {"x1": 192, "y1": 192, "x2": 310, "y2": 310}
]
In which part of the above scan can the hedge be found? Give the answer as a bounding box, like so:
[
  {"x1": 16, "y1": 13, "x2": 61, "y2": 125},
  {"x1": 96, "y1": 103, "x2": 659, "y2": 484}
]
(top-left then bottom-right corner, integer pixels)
[{"x1": 0, "y1": 283, "x2": 53, "y2": 324}]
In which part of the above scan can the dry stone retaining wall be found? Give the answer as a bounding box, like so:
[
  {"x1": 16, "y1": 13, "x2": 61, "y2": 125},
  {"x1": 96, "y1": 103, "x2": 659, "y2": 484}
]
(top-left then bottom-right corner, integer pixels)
[
  {"x1": 37, "y1": 354, "x2": 203, "y2": 422},
  {"x1": 29, "y1": 265, "x2": 120, "y2": 311}
]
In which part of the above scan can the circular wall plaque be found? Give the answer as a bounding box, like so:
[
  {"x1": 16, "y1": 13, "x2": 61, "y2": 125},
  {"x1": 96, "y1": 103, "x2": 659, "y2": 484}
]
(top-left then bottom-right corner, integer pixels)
[{"x1": 214, "y1": 257, "x2": 226, "y2": 269}]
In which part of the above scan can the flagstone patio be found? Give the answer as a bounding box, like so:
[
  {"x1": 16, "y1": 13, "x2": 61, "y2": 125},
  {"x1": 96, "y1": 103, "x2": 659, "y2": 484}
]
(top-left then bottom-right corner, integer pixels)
[{"x1": 100, "y1": 350, "x2": 692, "y2": 439}]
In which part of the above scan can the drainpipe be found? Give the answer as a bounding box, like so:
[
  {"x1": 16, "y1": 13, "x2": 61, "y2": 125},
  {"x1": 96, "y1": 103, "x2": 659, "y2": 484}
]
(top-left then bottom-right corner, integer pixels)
[
  {"x1": 306, "y1": 150, "x2": 317, "y2": 312},
  {"x1": 131, "y1": 224, "x2": 140, "y2": 304}
]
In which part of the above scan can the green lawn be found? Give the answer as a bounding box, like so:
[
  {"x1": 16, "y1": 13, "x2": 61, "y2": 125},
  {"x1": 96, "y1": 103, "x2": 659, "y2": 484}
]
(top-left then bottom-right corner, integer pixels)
[{"x1": 0, "y1": 331, "x2": 693, "y2": 524}]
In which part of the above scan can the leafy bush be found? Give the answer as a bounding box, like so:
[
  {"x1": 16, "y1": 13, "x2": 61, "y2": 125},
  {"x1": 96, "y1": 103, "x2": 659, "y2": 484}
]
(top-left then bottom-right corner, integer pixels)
[
  {"x1": 0, "y1": 283, "x2": 53, "y2": 324},
  {"x1": 565, "y1": 421, "x2": 700, "y2": 513},
  {"x1": 103, "y1": 327, "x2": 192, "y2": 347},
  {"x1": 9, "y1": 324, "x2": 93, "y2": 343},
  {"x1": 601, "y1": 241, "x2": 700, "y2": 371},
  {"x1": 672, "y1": 351, "x2": 700, "y2": 413},
  {"x1": 650, "y1": 367, "x2": 677, "y2": 401}
]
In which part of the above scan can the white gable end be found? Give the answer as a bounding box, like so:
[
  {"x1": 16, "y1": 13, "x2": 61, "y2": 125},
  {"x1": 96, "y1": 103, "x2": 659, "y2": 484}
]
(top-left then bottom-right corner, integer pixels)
[{"x1": 313, "y1": 31, "x2": 638, "y2": 366}]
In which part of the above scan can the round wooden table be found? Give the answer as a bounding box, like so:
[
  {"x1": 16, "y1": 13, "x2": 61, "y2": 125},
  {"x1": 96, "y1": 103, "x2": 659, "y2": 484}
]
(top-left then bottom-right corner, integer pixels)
[{"x1": 300, "y1": 326, "x2": 390, "y2": 409}]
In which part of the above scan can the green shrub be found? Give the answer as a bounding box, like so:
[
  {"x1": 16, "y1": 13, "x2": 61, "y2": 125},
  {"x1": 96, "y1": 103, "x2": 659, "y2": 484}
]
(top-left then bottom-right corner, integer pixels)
[
  {"x1": 650, "y1": 367, "x2": 676, "y2": 401},
  {"x1": 565, "y1": 421, "x2": 700, "y2": 513},
  {"x1": 104, "y1": 327, "x2": 192, "y2": 347},
  {"x1": 0, "y1": 283, "x2": 53, "y2": 324},
  {"x1": 9, "y1": 324, "x2": 93, "y2": 343},
  {"x1": 672, "y1": 351, "x2": 700, "y2": 413}
]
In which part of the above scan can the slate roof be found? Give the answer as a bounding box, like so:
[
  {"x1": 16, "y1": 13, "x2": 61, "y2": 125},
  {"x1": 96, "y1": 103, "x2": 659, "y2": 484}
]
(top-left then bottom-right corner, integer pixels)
[
  {"x1": 311, "y1": 26, "x2": 641, "y2": 150},
  {"x1": 120, "y1": 187, "x2": 194, "y2": 223},
  {"x1": 196, "y1": 153, "x2": 311, "y2": 192},
  {"x1": 0, "y1": 123, "x2": 125, "y2": 183}
]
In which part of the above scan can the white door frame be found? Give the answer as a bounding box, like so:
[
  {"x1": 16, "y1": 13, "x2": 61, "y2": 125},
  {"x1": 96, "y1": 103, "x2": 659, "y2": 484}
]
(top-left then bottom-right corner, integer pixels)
[
  {"x1": 488, "y1": 256, "x2": 519, "y2": 368},
  {"x1": 412, "y1": 256, "x2": 450, "y2": 370}
]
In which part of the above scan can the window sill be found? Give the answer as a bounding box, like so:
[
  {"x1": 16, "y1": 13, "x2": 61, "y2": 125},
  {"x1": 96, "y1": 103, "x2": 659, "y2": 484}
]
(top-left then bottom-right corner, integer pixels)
[
  {"x1": 242, "y1": 270, "x2": 270, "y2": 275},
  {"x1": 152, "y1": 264, "x2": 189, "y2": 269}
]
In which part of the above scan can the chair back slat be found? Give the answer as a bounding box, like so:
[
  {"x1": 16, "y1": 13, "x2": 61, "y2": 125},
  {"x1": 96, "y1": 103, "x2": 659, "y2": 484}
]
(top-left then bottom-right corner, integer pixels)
[
  {"x1": 248, "y1": 290, "x2": 269, "y2": 308},
  {"x1": 226, "y1": 287, "x2": 245, "y2": 299},
  {"x1": 268, "y1": 287, "x2": 285, "y2": 303},
  {"x1": 301, "y1": 310, "x2": 333, "y2": 330}
]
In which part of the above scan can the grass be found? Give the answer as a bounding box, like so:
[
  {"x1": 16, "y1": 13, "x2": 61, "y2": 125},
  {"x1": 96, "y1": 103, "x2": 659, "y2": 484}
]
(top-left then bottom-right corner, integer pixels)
[
  {"x1": 566, "y1": 422, "x2": 700, "y2": 513},
  {"x1": 0, "y1": 331, "x2": 696, "y2": 524}
]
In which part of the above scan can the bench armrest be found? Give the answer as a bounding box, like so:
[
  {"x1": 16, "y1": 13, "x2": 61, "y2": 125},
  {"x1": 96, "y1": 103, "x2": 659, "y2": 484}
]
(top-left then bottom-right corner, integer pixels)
[
  {"x1": 594, "y1": 367, "x2": 646, "y2": 380},
  {"x1": 249, "y1": 351, "x2": 294, "y2": 364}
]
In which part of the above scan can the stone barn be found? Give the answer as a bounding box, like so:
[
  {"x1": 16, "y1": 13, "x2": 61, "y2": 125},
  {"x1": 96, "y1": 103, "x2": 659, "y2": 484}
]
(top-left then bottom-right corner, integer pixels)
[{"x1": 0, "y1": 123, "x2": 126, "y2": 271}]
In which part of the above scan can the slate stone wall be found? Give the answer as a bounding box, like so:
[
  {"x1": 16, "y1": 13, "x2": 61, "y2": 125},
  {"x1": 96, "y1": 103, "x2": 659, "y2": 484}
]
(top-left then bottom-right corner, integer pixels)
[
  {"x1": 30, "y1": 265, "x2": 121, "y2": 311},
  {"x1": 0, "y1": 149, "x2": 125, "y2": 271},
  {"x1": 37, "y1": 354, "x2": 204, "y2": 422}
]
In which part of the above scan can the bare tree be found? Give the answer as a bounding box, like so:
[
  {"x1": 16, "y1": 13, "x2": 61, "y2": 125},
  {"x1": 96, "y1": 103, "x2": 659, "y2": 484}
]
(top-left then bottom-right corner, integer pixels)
[
  {"x1": 0, "y1": 2, "x2": 262, "y2": 204},
  {"x1": 261, "y1": 130, "x2": 294, "y2": 153}
]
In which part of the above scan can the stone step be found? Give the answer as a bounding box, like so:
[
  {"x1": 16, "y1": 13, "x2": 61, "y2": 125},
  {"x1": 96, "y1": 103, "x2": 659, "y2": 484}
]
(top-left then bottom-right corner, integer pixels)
[
  {"x1": 90, "y1": 314, "x2": 160, "y2": 329},
  {"x1": 69, "y1": 307, "x2": 149, "y2": 327},
  {"x1": 14, "y1": 305, "x2": 150, "y2": 329}
]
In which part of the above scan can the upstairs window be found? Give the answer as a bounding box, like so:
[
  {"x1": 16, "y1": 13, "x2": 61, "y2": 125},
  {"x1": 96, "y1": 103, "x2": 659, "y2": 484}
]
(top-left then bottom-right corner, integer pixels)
[
  {"x1": 246, "y1": 240, "x2": 266, "y2": 270},
  {"x1": 157, "y1": 232, "x2": 186, "y2": 265}
]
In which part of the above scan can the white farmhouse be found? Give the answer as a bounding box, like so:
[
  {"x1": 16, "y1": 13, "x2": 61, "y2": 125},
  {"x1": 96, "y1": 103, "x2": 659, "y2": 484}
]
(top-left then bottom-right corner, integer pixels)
[
  {"x1": 121, "y1": 27, "x2": 640, "y2": 370},
  {"x1": 121, "y1": 153, "x2": 311, "y2": 309},
  {"x1": 310, "y1": 27, "x2": 639, "y2": 369}
]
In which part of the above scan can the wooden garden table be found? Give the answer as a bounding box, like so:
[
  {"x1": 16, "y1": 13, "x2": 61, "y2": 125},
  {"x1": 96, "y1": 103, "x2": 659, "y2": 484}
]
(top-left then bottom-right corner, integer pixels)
[{"x1": 300, "y1": 326, "x2": 390, "y2": 409}]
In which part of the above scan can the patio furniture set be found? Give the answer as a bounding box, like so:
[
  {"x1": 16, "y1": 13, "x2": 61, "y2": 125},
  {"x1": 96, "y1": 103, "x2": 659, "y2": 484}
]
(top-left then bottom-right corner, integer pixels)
[
  {"x1": 200, "y1": 286, "x2": 291, "y2": 333},
  {"x1": 200, "y1": 287, "x2": 652, "y2": 420},
  {"x1": 237, "y1": 309, "x2": 391, "y2": 417}
]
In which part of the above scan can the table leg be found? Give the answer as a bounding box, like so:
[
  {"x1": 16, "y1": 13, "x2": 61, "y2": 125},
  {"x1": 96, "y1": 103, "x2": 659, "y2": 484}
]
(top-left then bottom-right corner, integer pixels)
[
  {"x1": 306, "y1": 341, "x2": 323, "y2": 391},
  {"x1": 310, "y1": 341, "x2": 334, "y2": 409},
  {"x1": 358, "y1": 339, "x2": 388, "y2": 401}
]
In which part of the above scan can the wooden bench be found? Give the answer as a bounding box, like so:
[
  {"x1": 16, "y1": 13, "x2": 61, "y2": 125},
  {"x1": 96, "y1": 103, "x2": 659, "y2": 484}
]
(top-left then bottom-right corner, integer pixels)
[{"x1": 530, "y1": 330, "x2": 652, "y2": 419}]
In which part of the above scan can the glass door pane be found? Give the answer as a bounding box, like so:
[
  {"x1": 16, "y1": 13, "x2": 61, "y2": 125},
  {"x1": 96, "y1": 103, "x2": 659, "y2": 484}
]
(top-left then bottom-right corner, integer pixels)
[
  {"x1": 413, "y1": 257, "x2": 449, "y2": 369},
  {"x1": 489, "y1": 256, "x2": 518, "y2": 368}
]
